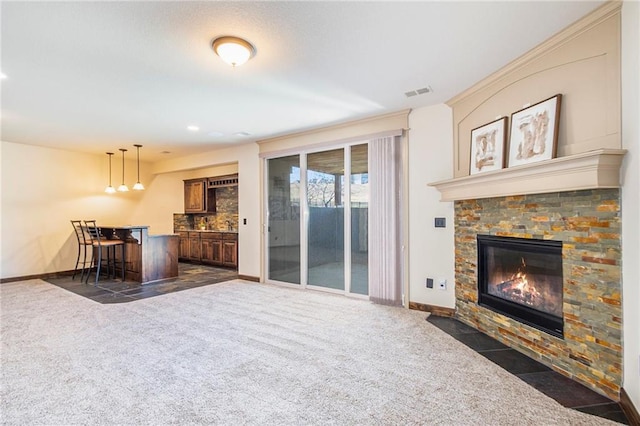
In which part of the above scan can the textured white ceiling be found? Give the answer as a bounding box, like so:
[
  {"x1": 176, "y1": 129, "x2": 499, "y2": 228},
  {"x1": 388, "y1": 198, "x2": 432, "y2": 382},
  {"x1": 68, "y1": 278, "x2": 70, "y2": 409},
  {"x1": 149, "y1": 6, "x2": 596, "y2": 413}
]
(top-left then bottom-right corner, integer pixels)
[{"x1": 1, "y1": 1, "x2": 604, "y2": 162}]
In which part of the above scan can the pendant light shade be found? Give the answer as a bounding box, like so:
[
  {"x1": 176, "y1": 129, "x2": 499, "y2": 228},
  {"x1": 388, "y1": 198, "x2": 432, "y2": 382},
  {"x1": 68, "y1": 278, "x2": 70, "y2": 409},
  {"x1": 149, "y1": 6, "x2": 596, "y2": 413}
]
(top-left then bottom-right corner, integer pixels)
[
  {"x1": 105, "y1": 152, "x2": 116, "y2": 194},
  {"x1": 117, "y1": 148, "x2": 129, "y2": 192},
  {"x1": 133, "y1": 144, "x2": 145, "y2": 190}
]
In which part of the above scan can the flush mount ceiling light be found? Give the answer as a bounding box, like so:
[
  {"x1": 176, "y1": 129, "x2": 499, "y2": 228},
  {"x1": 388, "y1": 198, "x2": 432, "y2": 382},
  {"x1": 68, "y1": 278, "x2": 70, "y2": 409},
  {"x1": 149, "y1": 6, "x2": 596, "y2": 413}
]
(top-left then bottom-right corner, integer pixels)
[{"x1": 212, "y1": 36, "x2": 256, "y2": 67}]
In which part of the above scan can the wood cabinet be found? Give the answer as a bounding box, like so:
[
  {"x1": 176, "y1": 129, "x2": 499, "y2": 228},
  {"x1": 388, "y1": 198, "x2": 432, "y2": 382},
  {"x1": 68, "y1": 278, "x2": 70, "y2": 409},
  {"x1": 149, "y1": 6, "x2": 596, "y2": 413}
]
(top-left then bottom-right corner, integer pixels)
[
  {"x1": 184, "y1": 179, "x2": 207, "y2": 213},
  {"x1": 178, "y1": 232, "x2": 189, "y2": 260},
  {"x1": 222, "y1": 233, "x2": 238, "y2": 268},
  {"x1": 177, "y1": 231, "x2": 237, "y2": 269},
  {"x1": 188, "y1": 232, "x2": 201, "y2": 261},
  {"x1": 201, "y1": 232, "x2": 223, "y2": 265}
]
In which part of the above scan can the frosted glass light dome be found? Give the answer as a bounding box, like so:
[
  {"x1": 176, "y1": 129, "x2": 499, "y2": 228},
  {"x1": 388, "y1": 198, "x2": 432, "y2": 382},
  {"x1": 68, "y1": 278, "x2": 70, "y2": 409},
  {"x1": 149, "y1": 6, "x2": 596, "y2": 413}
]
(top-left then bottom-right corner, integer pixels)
[{"x1": 212, "y1": 36, "x2": 256, "y2": 67}]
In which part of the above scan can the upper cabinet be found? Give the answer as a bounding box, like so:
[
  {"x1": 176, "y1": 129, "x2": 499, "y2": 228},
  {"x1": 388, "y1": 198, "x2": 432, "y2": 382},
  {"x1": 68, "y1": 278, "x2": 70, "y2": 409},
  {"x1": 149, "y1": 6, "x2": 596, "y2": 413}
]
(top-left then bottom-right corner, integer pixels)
[
  {"x1": 184, "y1": 179, "x2": 207, "y2": 213},
  {"x1": 184, "y1": 174, "x2": 239, "y2": 214}
]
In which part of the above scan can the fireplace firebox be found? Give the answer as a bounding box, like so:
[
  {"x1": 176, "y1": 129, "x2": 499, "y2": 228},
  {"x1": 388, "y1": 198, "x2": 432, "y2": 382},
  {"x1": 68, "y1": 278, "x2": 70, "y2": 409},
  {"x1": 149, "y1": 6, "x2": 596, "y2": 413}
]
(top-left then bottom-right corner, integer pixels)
[{"x1": 477, "y1": 235, "x2": 564, "y2": 338}]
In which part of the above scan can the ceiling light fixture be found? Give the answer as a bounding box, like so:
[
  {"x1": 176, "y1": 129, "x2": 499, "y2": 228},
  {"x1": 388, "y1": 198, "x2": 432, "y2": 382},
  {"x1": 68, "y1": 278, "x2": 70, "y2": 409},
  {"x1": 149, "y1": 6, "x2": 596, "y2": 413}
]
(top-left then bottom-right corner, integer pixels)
[
  {"x1": 212, "y1": 36, "x2": 256, "y2": 67},
  {"x1": 132, "y1": 144, "x2": 144, "y2": 191},
  {"x1": 187, "y1": 125, "x2": 200, "y2": 132},
  {"x1": 105, "y1": 152, "x2": 116, "y2": 194},
  {"x1": 117, "y1": 148, "x2": 129, "y2": 192}
]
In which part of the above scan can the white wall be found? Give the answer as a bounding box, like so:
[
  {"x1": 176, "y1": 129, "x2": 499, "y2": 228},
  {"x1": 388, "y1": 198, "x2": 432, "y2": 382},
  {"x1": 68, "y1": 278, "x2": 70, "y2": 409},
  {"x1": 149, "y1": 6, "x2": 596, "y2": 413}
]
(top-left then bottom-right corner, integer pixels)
[
  {"x1": 0, "y1": 140, "x2": 260, "y2": 280},
  {"x1": 127, "y1": 163, "x2": 239, "y2": 235},
  {"x1": 621, "y1": 0, "x2": 640, "y2": 410},
  {"x1": 407, "y1": 104, "x2": 456, "y2": 308},
  {"x1": 0, "y1": 141, "x2": 143, "y2": 278},
  {"x1": 152, "y1": 143, "x2": 261, "y2": 278}
]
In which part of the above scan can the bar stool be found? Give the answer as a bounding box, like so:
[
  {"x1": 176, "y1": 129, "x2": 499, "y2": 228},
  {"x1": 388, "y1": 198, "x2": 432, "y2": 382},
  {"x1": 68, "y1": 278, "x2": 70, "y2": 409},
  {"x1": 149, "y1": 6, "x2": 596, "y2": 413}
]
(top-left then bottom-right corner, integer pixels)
[
  {"x1": 83, "y1": 220, "x2": 126, "y2": 285},
  {"x1": 70, "y1": 220, "x2": 92, "y2": 281}
]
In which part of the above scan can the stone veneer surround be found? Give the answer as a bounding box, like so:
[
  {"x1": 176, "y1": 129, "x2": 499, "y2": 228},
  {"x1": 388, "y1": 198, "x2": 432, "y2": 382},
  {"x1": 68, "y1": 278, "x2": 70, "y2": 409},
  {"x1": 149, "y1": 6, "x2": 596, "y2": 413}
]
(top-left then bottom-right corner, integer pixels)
[{"x1": 454, "y1": 189, "x2": 622, "y2": 399}]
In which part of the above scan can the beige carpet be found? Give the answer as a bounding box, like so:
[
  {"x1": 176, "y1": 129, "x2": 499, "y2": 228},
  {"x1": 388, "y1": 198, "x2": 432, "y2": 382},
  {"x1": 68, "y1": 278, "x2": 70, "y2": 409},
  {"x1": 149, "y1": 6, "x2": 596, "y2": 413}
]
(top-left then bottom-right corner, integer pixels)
[{"x1": 1, "y1": 279, "x2": 618, "y2": 425}]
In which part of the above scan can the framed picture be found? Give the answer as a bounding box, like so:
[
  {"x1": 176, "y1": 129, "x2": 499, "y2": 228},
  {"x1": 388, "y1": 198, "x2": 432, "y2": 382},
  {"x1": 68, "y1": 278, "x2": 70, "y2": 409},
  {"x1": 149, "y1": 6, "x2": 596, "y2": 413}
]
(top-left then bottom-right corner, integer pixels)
[
  {"x1": 507, "y1": 94, "x2": 562, "y2": 167},
  {"x1": 470, "y1": 117, "x2": 507, "y2": 175}
]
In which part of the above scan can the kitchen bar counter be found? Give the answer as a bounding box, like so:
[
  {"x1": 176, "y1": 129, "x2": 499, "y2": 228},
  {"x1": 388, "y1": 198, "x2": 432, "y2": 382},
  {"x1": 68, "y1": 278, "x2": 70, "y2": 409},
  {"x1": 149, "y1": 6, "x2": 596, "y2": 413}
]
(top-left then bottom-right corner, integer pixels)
[{"x1": 100, "y1": 225, "x2": 179, "y2": 283}]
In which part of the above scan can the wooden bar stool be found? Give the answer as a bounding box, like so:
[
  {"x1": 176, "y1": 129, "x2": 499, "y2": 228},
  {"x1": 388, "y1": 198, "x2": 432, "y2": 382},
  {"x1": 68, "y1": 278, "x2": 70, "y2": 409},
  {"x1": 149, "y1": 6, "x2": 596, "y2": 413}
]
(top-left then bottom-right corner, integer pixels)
[{"x1": 83, "y1": 220, "x2": 126, "y2": 285}]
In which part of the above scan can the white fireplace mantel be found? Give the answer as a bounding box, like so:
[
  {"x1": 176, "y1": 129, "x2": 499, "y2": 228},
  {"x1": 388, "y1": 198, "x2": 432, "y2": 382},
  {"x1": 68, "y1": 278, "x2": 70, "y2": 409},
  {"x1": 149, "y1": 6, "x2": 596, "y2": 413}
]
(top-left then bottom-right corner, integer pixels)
[{"x1": 429, "y1": 149, "x2": 627, "y2": 202}]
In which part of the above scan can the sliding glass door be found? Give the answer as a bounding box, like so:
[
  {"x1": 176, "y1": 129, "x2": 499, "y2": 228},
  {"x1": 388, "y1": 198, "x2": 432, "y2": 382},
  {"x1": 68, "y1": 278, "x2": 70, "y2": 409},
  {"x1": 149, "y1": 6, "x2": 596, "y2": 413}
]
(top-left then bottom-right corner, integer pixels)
[
  {"x1": 266, "y1": 145, "x2": 368, "y2": 296},
  {"x1": 267, "y1": 155, "x2": 301, "y2": 284},
  {"x1": 350, "y1": 144, "x2": 368, "y2": 295},
  {"x1": 307, "y1": 149, "x2": 345, "y2": 290}
]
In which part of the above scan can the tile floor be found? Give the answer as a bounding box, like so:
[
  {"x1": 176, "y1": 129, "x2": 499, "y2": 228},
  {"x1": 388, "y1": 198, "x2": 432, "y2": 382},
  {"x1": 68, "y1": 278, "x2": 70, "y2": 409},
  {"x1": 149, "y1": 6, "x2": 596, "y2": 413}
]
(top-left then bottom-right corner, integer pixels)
[
  {"x1": 427, "y1": 315, "x2": 629, "y2": 424},
  {"x1": 46, "y1": 263, "x2": 239, "y2": 304}
]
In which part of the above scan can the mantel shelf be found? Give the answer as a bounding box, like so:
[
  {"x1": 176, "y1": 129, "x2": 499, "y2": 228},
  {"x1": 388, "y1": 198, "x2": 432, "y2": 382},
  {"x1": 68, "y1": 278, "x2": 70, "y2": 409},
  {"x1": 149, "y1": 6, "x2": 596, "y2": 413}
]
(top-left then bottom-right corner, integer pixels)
[{"x1": 428, "y1": 149, "x2": 627, "y2": 202}]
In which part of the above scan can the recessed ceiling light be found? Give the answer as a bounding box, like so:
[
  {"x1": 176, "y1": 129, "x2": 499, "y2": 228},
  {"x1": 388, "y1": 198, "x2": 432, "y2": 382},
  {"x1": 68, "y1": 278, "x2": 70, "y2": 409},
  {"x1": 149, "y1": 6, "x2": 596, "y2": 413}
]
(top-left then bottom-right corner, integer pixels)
[
  {"x1": 234, "y1": 131, "x2": 252, "y2": 137},
  {"x1": 208, "y1": 131, "x2": 224, "y2": 137},
  {"x1": 187, "y1": 125, "x2": 200, "y2": 132}
]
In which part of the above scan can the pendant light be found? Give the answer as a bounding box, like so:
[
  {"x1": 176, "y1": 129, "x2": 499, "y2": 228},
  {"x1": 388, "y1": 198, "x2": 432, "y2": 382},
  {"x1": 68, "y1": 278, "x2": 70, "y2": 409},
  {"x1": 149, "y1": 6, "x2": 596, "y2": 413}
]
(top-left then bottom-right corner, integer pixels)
[
  {"x1": 104, "y1": 152, "x2": 116, "y2": 194},
  {"x1": 132, "y1": 144, "x2": 145, "y2": 190},
  {"x1": 117, "y1": 148, "x2": 129, "y2": 192}
]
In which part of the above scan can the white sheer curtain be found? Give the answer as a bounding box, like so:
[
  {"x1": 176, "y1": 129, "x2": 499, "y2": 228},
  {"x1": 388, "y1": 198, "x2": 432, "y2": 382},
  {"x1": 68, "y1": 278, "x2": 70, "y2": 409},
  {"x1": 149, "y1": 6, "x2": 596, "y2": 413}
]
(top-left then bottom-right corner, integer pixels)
[{"x1": 368, "y1": 135, "x2": 403, "y2": 306}]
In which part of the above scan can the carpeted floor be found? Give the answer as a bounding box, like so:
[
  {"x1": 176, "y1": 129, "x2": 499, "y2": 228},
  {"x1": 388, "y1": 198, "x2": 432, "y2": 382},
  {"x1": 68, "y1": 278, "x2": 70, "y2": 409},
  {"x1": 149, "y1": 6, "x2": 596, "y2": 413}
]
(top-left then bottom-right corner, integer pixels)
[{"x1": 0, "y1": 279, "x2": 621, "y2": 425}]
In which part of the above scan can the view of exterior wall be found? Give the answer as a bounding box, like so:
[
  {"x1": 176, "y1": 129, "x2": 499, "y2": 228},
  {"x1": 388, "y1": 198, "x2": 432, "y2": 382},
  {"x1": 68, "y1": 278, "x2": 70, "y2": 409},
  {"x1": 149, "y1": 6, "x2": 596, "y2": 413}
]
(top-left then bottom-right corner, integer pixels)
[{"x1": 454, "y1": 189, "x2": 622, "y2": 399}]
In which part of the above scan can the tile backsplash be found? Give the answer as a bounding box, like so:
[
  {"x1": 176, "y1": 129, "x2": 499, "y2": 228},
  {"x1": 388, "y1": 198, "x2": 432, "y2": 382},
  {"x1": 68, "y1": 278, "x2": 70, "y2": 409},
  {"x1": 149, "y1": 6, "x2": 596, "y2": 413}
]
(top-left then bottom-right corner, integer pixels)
[{"x1": 174, "y1": 186, "x2": 239, "y2": 231}]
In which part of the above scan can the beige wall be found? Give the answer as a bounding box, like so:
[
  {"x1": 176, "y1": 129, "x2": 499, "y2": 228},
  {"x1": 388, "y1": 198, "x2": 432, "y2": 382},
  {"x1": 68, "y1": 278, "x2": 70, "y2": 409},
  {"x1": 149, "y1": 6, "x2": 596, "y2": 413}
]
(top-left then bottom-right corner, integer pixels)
[
  {"x1": 621, "y1": 0, "x2": 640, "y2": 410},
  {"x1": 151, "y1": 143, "x2": 261, "y2": 278},
  {"x1": 0, "y1": 141, "x2": 260, "y2": 280},
  {"x1": 448, "y1": 2, "x2": 621, "y2": 178},
  {"x1": 407, "y1": 104, "x2": 456, "y2": 308},
  {"x1": 0, "y1": 141, "x2": 145, "y2": 278}
]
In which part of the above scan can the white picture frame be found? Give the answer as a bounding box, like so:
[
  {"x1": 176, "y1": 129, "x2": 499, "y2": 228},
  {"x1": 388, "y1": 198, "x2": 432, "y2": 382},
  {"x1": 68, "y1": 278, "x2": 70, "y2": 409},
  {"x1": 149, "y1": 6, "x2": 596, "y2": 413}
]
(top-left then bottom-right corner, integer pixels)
[{"x1": 508, "y1": 94, "x2": 562, "y2": 168}]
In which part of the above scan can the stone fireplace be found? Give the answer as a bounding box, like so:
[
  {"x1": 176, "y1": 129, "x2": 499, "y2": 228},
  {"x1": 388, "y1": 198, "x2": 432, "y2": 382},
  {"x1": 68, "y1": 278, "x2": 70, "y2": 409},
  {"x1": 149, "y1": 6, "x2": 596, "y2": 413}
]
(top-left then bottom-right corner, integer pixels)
[
  {"x1": 477, "y1": 234, "x2": 564, "y2": 338},
  {"x1": 425, "y1": 1, "x2": 627, "y2": 403},
  {"x1": 454, "y1": 189, "x2": 622, "y2": 399}
]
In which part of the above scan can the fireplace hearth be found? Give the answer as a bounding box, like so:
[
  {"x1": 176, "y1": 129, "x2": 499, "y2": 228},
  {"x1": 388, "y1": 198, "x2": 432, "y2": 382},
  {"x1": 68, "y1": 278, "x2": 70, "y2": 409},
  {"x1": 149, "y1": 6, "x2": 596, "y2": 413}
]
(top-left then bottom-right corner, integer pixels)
[{"x1": 477, "y1": 235, "x2": 563, "y2": 338}]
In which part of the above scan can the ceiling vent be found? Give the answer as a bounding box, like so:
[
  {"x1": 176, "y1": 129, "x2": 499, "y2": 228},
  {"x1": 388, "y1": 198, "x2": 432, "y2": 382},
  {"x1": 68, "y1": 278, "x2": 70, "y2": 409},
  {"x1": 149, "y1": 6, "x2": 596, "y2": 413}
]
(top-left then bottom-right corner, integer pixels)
[{"x1": 405, "y1": 86, "x2": 433, "y2": 98}]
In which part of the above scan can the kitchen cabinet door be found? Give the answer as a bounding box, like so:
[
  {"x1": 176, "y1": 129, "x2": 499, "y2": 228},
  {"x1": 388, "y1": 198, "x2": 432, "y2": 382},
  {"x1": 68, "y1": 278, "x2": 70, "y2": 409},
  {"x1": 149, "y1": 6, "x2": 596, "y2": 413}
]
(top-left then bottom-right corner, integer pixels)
[
  {"x1": 188, "y1": 232, "x2": 201, "y2": 261},
  {"x1": 222, "y1": 241, "x2": 237, "y2": 268},
  {"x1": 201, "y1": 233, "x2": 223, "y2": 265},
  {"x1": 184, "y1": 179, "x2": 207, "y2": 213},
  {"x1": 178, "y1": 232, "x2": 189, "y2": 260}
]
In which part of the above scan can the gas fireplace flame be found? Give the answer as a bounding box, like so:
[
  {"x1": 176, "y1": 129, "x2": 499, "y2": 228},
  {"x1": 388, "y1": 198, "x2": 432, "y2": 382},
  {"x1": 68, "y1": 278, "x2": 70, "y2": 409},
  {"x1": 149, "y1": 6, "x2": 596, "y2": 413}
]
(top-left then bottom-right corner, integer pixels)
[{"x1": 503, "y1": 257, "x2": 541, "y2": 306}]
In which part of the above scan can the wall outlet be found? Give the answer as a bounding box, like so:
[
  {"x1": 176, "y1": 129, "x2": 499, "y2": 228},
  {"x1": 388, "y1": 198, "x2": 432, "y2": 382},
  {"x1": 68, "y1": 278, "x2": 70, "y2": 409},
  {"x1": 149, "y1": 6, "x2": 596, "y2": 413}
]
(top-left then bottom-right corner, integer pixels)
[
  {"x1": 426, "y1": 278, "x2": 434, "y2": 289},
  {"x1": 438, "y1": 278, "x2": 447, "y2": 290}
]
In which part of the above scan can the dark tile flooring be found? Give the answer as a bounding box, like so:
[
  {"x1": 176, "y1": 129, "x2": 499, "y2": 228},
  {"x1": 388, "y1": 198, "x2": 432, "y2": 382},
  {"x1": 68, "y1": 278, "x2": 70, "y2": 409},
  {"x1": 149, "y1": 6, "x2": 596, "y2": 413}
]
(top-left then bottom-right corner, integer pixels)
[
  {"x1": 46, "y1": 263, "x2": 239, "y2": 304},
  {"x1": 427, "y1": 316, "x2": 629, "y2": 424}
]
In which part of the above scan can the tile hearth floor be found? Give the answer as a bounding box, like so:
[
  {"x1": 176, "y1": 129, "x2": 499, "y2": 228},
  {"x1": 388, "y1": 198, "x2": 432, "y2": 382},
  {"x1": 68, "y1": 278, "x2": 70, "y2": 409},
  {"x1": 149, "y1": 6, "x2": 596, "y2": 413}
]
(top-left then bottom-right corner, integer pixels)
[
  {"x1": 427, "y1": 316, "x2": 630, "y2": 424},
  {"x1": 46, "y1": 262, "x2": 239, "y2": 304}
]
